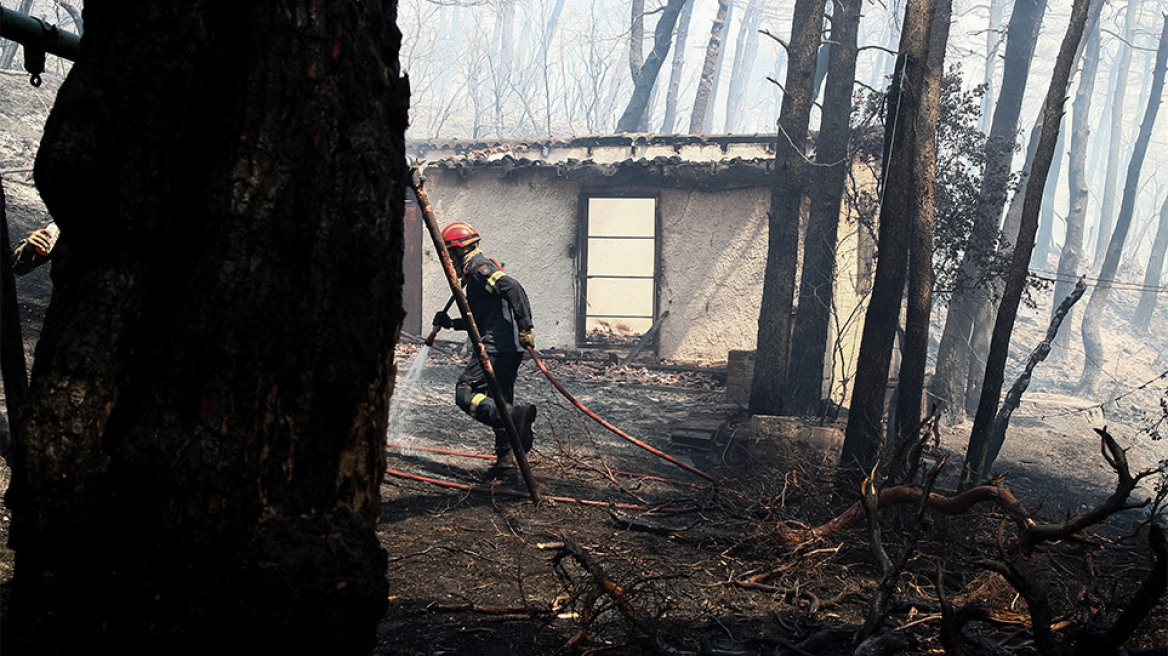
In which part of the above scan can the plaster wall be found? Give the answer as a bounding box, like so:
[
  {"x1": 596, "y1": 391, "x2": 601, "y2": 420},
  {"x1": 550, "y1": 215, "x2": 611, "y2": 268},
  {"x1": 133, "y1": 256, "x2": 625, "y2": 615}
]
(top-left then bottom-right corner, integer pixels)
[
  {"x1": 415, "y1": 167, "x2": 774, "y2": 361},
  {"x1": 418, "y1": 168, "x2": 580, "y2": 350}
]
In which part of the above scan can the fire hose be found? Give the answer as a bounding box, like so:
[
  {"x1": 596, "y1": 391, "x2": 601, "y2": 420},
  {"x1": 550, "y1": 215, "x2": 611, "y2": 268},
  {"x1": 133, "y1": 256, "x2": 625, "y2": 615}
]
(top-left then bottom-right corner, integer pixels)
[{"x1": 525, "y1": 346, "x2": 718, "y2": 484}]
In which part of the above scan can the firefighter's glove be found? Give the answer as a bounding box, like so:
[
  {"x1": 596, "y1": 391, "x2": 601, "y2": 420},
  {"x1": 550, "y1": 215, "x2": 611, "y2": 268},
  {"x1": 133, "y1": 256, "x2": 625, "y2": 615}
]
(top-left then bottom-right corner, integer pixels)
[
  {"x1": 433, "y1": 311, "x2": 453, "y2": 330},
  {"x1": 518, "y1": 330, "x2": 535, "y2": 350}
]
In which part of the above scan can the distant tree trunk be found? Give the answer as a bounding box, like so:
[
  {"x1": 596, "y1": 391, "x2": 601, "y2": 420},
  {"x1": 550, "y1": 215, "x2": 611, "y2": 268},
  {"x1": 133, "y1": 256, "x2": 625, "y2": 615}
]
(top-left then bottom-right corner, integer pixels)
[
  {"x1": 838, "y1": 0, "x2": 940, "y2": 470},
  {"x1": 892, "y1": 0, "x2": 951, "y2": 439},
  {"x1": 1079, "y1": 15, "x2": 1168, "y2": 394},
  {"x1": 1093, "y1": 0, "x2": 1138, "y2": 266},
  {"x1": 977, "y1": 0, "x2": 1005, "y2": 133},
  {"x1": 1051, "y1": 0, "x2": 1103, "y2": 353},
  {"x1": 723, "y1": 0, "x2": 764, "y2": 133},
  {"x1": 662, "y1": 0, "x2": 696, "y2": 132},
  {"x1": 5, "y1": 2, "x2": 408, "y2": 653},
  {"x1": 784, "y1": 0, "x2": 862, "y2": 417},
  {"x1": 617, "y1": 0, "x2": 689, "y2": 132},
  {"x1": 1032, "y1": 118, "x2": 1065, "y2": 268},
  {"x1": 747, "y1": 0, "x2": 826, "y2": 416},
  {"x1": 929, "y1": 0, "x2": 1046, "y2": 424},
  {"x1": 703, "y1": 0, "x2": 735, "y2": 126},
  {"x1": 1000, "y1": 120, "x2": 1044, "y2": 253},
  {"x1": 1133, "y1": 196, "x2": 1168, "y2": 330},
  {"x1": 962, "y1": 0, "x2": 1091, "y2": 489},
  {"x1": 688, "y1": 0, "x2": 730, "y2": 133},
  {"x1": 631, "y1": 0, "x2": 646, "y2": 82}
]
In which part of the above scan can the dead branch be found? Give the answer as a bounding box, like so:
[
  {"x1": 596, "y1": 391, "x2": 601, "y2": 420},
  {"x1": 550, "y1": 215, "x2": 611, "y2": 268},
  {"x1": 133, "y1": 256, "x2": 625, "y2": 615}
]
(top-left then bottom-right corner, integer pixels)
[
  {"x1": 776, "y1": 484, "x2": 1035, "y2": 543},
  {"x1": 985, "y1": 277, "x2": 1087, "y2": 472},
  {"x1": 1022, "y1": 428, "x2": 1153, "y2": 551}
]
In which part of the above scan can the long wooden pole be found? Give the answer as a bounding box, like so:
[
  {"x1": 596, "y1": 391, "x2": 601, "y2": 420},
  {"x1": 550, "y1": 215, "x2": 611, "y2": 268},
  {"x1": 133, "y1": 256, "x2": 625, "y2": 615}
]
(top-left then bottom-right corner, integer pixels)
[{"x1": 408, "y1": 168, "x2": 541, "y2": 503}]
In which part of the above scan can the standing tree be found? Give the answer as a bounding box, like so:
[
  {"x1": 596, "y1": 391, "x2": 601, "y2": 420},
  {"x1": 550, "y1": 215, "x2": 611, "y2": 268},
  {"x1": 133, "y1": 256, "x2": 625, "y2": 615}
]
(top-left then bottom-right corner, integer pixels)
[
  {"x1": 1133, "y1": 196, "x2": 1168, "y2": 330},
  {"x1": 1092, "y1": 0, "x2": 1140, "y2": 265},
  {"x1": 892, "y1": 0, "x2": 951, "y2": 440},
  {"x1": 1051, "y1": 0, "x2": 1104, "y2": 353},
  {"x1": 1078, "y1": 14, "x2": 1168, "y2": 394},
  {"x1": 961, "y1": 0, "x2": 1092, "y2": 488},
  {"x1": 4, "y1": 2, "x2": 409, "y2": 653},
  {"x1": 784, "y1": 0, "x2": 863, "y2": 417},
  {"x1": 617, "y1": 0, "x2": 690, "y2": 132},
  {"x1": 723, "y1": 0, "x2": 765, "y2": 133},
  {"x1": 662, "y1": 0, "x2": 697, "y2": 132},
  {"x1": 930, "y1": 0, "x2": 1047, "y2": 423},
  {"x1": 689, "y1": 0, "x2": 731, "y2": 133},
  {"x1": 748, "y1": 0, "x2": 826, "y2": 416},
  {"x1": 838, "y1": 0, "x2": 944, "y2": 469}
]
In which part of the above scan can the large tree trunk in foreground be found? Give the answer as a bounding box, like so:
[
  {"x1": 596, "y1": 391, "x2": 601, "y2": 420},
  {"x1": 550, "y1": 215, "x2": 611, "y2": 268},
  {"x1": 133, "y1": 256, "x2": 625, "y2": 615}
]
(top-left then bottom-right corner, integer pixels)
[
  {"x1": 839, "y1": 0, "x2": 941, "y2": 470},
  {"x1": 930, "y1": 0, "x2": 1046, "y2": 424},
  {"x1": 1132, "y1": 196, "x2": 1168, "y2": 329},
  {"x1": 962, "y1": 0, "x2": 1091, "y2": 488},
  {"x1": 1051, "y1": 0, "x2": 1103, "y2": 354},
  {"x1": 4, "y1": 2, "x2": 408, "y2": 653},
  {"x1": 784, "y1": 0, "x2": 863, "y2": 417},
  {"x1": 1078, "y1": 15, "x2": 1168, "y2": 395},
  {"x1": 747, "y1": 0, "x2": 825, "y2": 416}
]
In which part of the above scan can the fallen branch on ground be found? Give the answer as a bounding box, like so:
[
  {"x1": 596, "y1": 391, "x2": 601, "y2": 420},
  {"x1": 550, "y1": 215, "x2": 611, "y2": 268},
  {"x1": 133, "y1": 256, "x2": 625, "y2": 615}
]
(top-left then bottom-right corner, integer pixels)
[{"x1": 775, "y1": 484, "x2": 1035, "y2": 544}]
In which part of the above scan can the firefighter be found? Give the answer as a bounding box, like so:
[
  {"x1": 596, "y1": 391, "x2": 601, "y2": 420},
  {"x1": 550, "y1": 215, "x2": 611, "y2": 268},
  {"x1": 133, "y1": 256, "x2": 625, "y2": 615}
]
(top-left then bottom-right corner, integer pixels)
[
  {"x1": 11, "y1": 218, "x2": 61, "y2": 276},
  {"x1": 433, "y1": 221, "x2": 537, "y2": 471}
]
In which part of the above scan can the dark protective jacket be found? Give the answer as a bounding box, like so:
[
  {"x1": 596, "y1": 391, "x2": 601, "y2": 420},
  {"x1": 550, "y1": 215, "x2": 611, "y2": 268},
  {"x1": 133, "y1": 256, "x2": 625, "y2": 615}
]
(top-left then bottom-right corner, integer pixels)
[{"x1": 462, "y1": 251, "x2": 533, "y2": 353}]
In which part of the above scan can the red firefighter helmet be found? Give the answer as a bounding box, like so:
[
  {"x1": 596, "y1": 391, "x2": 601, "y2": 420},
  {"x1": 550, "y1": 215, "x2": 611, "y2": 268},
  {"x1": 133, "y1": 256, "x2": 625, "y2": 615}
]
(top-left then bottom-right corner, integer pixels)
[{"x1": 441, "y1": 222, "x2": 481, "y2": 249}]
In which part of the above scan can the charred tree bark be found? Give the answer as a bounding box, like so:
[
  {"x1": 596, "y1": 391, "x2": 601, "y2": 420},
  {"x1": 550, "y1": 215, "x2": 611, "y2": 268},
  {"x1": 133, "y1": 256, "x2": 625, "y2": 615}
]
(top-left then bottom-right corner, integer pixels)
[
  {"x1": 4, "y1": 2, "x2": 408, "y2": 653},
  {"x1": 1, "y1": 179, "x2": 28, "y2": 459},
  {"x1": 747, "y1": 0, "x2": 826, "y2": 416},
  {"x1": 617, "y1": 0, "x2": 688, "y2": 133},
  {"x1": 1052, "y1": 0, "x2": 1103, "y2": 354},
  {"x1": 1132, "y1": 196, "x2": 1168, "y2": 329},
  {"x1": 838, "y1": 0, "x2": 940, "y2": 469},
  {"x1": 962, "y1": 0, "x2": 1092, "y2": 489},
  {"x1": 1078, "y1": 14, "x2": 1168, "y2": 395},
  {"x1": 784, "y1": 0, "x2": 862, "y2": 417},
  {"x1": 930, "y1": 0, "x2": 1047, "y2": 424},
  {"x1": 893, "y1": 0, "x2": 951, "y2": 439},
  {"x1": 662, "y1": 0, "x2": 696, "y2": 132}
]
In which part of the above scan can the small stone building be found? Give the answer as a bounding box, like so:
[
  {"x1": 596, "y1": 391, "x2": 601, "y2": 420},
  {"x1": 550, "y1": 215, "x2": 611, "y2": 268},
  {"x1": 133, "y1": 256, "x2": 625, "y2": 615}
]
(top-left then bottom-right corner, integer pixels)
[{"x1": 404, "y1": 134, "x2": 875, "y2": 402}]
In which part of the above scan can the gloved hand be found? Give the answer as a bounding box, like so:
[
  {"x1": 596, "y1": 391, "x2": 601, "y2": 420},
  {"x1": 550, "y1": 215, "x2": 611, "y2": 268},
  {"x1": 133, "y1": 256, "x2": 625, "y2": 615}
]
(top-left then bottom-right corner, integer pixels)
[
  {"x1": 433, "y1": 311, "x2": 453, "y2": 329},
  {"x1": 518, "y1": 329, "x2": 535, "y2": 349}
]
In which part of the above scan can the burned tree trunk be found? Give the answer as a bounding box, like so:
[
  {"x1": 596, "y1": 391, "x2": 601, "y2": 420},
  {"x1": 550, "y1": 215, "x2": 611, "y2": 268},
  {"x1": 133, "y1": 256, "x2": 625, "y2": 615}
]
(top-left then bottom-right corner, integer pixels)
[
  {"x1": 1052, "y1": 0, "x2": 1103, "y2": 353},
  {"x1": 930, "y1": 0, "x2": 1046, "y2": 423},
  {"x1": 723, "y1": 0, "x2": 764, "y2": 133},
  {"x1": 1078, "y1": 14, "x2": 1168, "y2": 395},
  {"x1": 893, "y1": 0, "x2": 951, "y2": 438},
  {"x1": 1032, "y1": 119, "x2": 1066, "y2": 268},
  {"x1": 0, "y1": 178, "x2": 28, "y2": 460},
  {"x1": 617, "y1": 0, "x2": 689, "y2": 133},
  {"x1": 839, "y1": 0, "x2": 941, "y2": 469},
  {"x1": 1132, "y1": 196, "x2": 1168, "y2": 330},
  {"x1": 747, "y1": 0, "x2": 825, "y2": 416},
  {"x1": 4, "y1": 2, "x2": 408, "y2": 653},
  {"x1": 784, "y1": 0, "x2": 862, "y2": 417},
  {"x1": 961, "y1": 0, "x2": 1091, "y2": 488}
]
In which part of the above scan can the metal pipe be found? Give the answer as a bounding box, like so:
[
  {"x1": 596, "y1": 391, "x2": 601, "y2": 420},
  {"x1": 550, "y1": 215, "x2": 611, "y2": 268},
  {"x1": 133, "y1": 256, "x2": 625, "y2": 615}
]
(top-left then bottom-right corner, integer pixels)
[
  {"x1": 1, "y1": 8, "x2": 81, "y2": 86},
  {"x1": 408, "y1": 167, "x2": 542, "y2": 503}
]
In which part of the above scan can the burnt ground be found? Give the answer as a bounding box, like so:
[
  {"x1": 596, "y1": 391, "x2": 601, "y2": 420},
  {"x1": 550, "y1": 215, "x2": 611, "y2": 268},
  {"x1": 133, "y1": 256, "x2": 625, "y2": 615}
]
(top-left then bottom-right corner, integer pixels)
[{"x1": 365, "y1": 338, "x2": 1168, "y2": 656}]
